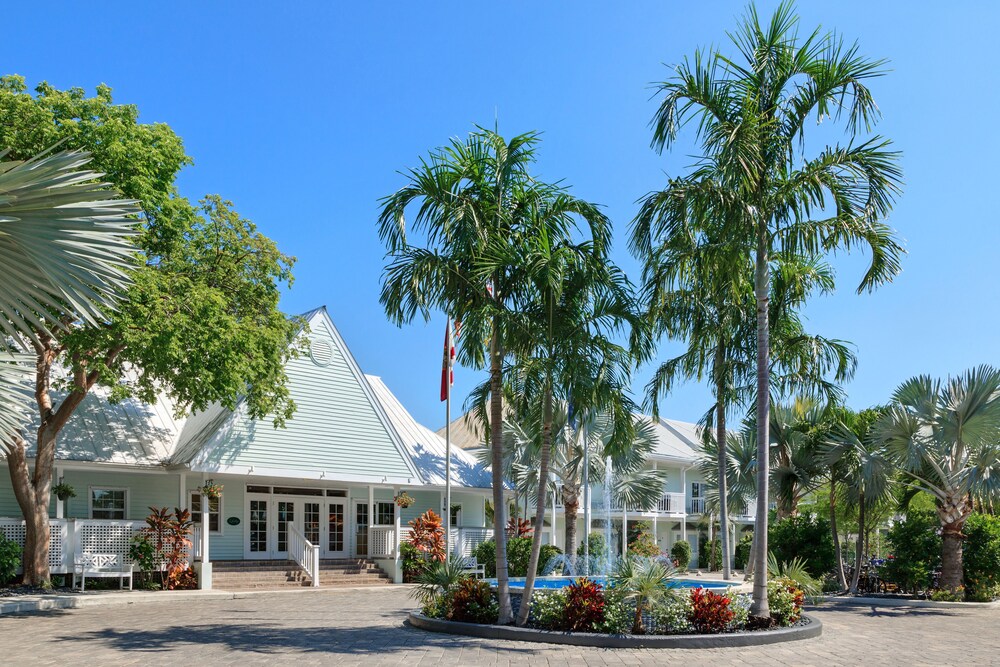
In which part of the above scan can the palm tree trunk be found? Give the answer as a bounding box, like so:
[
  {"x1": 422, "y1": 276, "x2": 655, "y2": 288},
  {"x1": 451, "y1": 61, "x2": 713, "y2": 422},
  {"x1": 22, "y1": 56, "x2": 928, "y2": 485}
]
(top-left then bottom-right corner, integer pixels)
[
  {"x1": 849, "y1": 491, "x2": 864, "y2": 594},
  {"x1": 563, "y1": 487, "x2": 579, "y2": 559},
  {"x1": 750, "y1": 231, "x2": 771, "y2": 619},
  {"x1": 938, "y1": 498, "x2": 970, "y2": 595},
  {"x1": 830, "y1": 480, "x2": 847, "y2": 590},
  {"x1": 489, "y1": 328, "x2": 513, "y2": 624},
  {"x1": 516, "y1": 386, "x2": 554, "y2": 626},
  {"x1": 744, "y1": 528, "x2": 756, "y2": 580},
  {"x1": 714, "y1": 352, "x2": 731, "y2": 580}
]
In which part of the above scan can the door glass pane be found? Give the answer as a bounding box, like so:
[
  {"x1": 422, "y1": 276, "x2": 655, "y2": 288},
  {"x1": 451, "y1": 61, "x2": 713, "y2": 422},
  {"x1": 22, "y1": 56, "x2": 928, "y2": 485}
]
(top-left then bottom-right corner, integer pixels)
[
  {"x1": 278, "y1": 501, "x2": 294, "y2": 552},
  {"x1": 304, "y1": 502, "x2": 320, "y2": 544},
  {"x1": 250, "y1": 500, "x2": 268, "y2": 553},
  {"x1": 356, "y1": 504, "x2": 369, "y2": 556},
  {"x1": 328, "y1": 503, "x2": 344, "y2": 553}
]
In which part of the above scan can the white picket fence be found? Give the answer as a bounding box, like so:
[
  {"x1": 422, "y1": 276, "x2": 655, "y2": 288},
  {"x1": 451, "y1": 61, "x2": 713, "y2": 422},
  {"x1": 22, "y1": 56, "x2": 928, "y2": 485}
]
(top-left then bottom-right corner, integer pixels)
[{"x1": 0, "y1": 518, "x2": 200, "y2": 573}]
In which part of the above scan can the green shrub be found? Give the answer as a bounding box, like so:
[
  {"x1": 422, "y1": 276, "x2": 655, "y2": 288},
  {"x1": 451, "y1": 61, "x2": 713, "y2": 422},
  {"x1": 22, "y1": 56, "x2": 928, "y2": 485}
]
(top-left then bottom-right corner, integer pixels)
[
  {"x1": 963, "y1": 513, "x2": 1000, "y2": 602},
  {"x1": 651, "y1": 592, "x2": 693, "y2": 634},
  {"x1": 930, "y1": 587, "x2": 964, "y2": 602},
  {"x1": 768, "y1": 515, "x2": 835, "y2": 579},
  {"x1": 598, "y1": 585, "x2": 633, "y2": 634},
  {"x1": 471, "y1": 537, "x2": 557, "y2": 578},
  {"x1": 670, "y1": 540, "x2": 692, "y2": 569},
  {"x1": 734, "y1": 533, "x2": 753, "y2": 570},
  {"x1": 882, "y1": 509, "x2": 940, "y2": 594},
  {"x1": 0, "y1": 533, "x2": 20, "y2": 586},
  {"x1": 697, "y1": 537, "x2": 721, "y2": 570},
  {"x1": 577, "y1": 532, "x2": 606, "y2": 559},
  {"x1": 400, "y1": 542, "x2": 429, "y2": 583}
]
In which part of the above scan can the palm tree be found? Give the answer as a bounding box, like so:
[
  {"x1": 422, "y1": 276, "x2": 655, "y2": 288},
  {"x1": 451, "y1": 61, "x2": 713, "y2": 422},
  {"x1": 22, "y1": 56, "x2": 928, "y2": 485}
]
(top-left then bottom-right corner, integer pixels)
[
  {"x1": 611, "y1": 556, "x2": 680, "y2": 634},
  {"x1": 645, "y1": 1, "x2": 904, "y2": 617},
  {"x1": 378, "y1": 128, "x2": 609, "y2": 623},
  {"x1": 0, "y1": 149, "x2": 137, "y2": 436},
  {"x1": 769, "y1": 399, "x2": 828, "y2": 520},
  {"x1": 824, "y1": 407, "x2": 895, "y2": 593},
  {"x1": 878, "y1": 366, "x2": 1000, "y2": 595},
  {"x1": 0, "y1": 149, "x2": 138, "y2": 582},
  {"x1": 502, "y1": 236, "x2": 644, "y2": 626}
]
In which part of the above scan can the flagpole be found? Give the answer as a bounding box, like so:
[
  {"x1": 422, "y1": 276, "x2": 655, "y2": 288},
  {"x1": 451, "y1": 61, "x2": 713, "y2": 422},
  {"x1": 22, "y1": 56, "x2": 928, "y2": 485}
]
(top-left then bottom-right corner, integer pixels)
[{"x1": 444, "y1": 319, "x2": 453, "y2": 560}]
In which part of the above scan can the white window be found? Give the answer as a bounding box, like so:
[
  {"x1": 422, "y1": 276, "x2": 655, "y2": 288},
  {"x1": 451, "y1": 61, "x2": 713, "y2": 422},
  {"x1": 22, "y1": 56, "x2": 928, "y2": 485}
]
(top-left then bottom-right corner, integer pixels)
[
  {"x1": 191, "y1": 492, "x2": 222, "y2": 533},
  {"x1": 374, "y1": 501, "x2": 395, "y2": 526},
  {"x1": 90, "y1": 487, "x2": 127, "y2": 520}
]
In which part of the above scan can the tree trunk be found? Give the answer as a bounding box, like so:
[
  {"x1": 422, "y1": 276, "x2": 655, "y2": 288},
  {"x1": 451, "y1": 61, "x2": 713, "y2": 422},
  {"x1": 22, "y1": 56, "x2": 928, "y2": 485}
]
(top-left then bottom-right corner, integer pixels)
[
  {"x1": 563, "y1": 487, "x2": 579, "y2": 560},
  {"x1": 714, "y1": 356, "x2": 731, "y2": 580},
  {"x1": 938, "y1": 497, "x2": 971, "y2": 595},
  {"x1": 488, "y1": 328, "x2": 512, "y2": 624},
  {"x1": 750, "y1": 231, "x2": 771, "y2": 620},
  {"x1": 7, "y1": 438, "x2": 52, "y2": 586},
  {"x1": 830, "y1": 480, "x2": 847, "y2": 590},
  {"x1": 849, "y1": 491, "x2": 864, "y2": 594},
  {"x1": 516, "y1": 386, "x2": 553, "y2": 626}
]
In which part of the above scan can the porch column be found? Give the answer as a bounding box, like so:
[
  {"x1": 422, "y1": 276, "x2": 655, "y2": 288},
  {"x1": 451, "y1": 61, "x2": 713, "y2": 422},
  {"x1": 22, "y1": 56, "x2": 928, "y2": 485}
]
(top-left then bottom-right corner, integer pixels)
[
  {"x1": 653, "y1": 517, "x2": 658, "y2": 550},
  {"x1": 55, "y1": 466, "x2": 64, "y2": 519},
  {"x1": 550, "y1": 486, "x2": 556, "y2": 548},
  {"x1": 368, "y1": 484, "x2": 374, "y2": 558},
  {"x1": 392, "y1": 485, "x2": 402, "y2": 583},
  {"x1": 178, "y1": 472, "x2": 186, "y2": 508}
]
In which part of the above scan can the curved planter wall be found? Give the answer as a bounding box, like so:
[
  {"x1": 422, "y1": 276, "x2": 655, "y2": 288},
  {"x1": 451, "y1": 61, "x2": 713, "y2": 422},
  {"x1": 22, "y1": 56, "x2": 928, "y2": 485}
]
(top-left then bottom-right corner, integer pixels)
[{"x1": 408, "y1": 612, "x2": 821, "y2": 649}]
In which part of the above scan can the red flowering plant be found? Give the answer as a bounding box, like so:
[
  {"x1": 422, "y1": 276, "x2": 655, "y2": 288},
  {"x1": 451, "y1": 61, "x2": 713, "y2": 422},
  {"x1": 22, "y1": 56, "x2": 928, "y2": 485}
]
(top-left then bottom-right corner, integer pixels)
[
  {"x1": 688, "y1": 587, "x2": 735, "y2": 634},
  {"x1": 506, "y1": 517, "x2": 533, "y2": 538},
  {"x1": 408, "y1": 510, "x2": 446, "y2": 562},
  {"x1": 564, "y1": 577, "x2": 606, "y2": 632}
]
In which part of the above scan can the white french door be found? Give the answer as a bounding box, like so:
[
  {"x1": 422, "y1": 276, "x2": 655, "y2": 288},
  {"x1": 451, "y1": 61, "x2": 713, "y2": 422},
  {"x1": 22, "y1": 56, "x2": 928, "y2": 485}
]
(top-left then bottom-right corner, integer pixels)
[{"x1": 245, "y1": 491, "x2": 348, "y2": 559}]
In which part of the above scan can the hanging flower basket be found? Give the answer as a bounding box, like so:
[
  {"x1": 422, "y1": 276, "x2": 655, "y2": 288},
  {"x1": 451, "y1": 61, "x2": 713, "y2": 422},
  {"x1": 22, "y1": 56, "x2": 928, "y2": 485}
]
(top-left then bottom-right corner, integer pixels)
[
  {"x1": 52, "y1": 482, "x2": 76, "y2": 502},
  {"x1": 395, "y1": 491, "x2": 415, "y2": 508},
  {"x1": 200, "y1": 479, "x2": 224, "y2": 499}
]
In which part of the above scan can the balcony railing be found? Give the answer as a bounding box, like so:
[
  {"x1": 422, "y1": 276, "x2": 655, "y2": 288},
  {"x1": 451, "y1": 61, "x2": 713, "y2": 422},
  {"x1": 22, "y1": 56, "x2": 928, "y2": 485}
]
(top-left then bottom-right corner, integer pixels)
[{"x1": 688, "y1": 498, "x2": 706, "y2": 514}]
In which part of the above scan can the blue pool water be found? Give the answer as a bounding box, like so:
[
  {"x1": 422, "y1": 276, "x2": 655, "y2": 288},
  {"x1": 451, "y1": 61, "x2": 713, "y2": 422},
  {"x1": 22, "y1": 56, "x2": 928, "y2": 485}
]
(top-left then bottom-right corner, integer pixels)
[{"x1": 491, "y1": 576, "x2": 730, "y2": 590}]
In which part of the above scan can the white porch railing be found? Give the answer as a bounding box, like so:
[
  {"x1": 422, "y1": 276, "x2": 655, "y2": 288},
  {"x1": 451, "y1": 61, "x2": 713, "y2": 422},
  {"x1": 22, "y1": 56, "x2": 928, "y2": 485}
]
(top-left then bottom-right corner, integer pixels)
[
  {"x1": 656, "y1": 492, "x2": 686, "y2": 515},
  {"x1": 368, "y1": 525, "x2": 396, "y2": 558},
  {"x1": 0, "y1": 517, "x2": 202, "y2": 575},
  {"x1": 689, "y1": 498, "x2": 706, "y2": 514},
  {"x1": 449, "y1": 527, "x2": 494, "y2": 557},
  {"x1": 287, "y1": 523, "x2": 320, "y2": 587}
]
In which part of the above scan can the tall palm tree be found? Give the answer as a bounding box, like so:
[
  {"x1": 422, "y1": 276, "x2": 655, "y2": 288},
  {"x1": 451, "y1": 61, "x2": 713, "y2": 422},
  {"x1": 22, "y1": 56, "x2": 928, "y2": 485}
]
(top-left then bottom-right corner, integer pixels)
[
  {"x1": 502, "y1": 237, "x2": 644, "y2": 626},
  {"x1": 0, "y1": 149, "x2": 138, "y2": 581},
  {"x1": 645, "y1": 1, "x2": 904, "y2": 617},
  {"x1": 878, "y1": 366, "x2": 1000, "y2": 595},
  {"x1": 769, "y1": 398, "x2": 828, "y2": 520},
  {"x1": 378, "y1": 128, "x2": 609, "y2": 623}
]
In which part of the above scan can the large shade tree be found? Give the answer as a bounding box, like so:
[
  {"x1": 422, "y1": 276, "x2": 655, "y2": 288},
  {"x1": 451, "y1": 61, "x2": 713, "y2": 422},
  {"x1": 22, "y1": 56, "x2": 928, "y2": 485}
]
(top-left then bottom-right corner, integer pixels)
[
  {"x1": 645, "y1": 1, "x2": 903, "y2": 616},
  {"x1": 879, "y1": 366, "x2": 1000, "y2": 595},
  {"x1": 0, "y1": 78, "x2": 301, "y2": 584},
  {"x1": 378, "y1": 128, "x2": 609, "y2": 624}
]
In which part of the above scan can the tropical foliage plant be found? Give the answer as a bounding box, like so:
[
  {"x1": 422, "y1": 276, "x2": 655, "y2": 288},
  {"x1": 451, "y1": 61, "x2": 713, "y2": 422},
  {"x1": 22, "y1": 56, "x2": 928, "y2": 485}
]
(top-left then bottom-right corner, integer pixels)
[
  {"x1": 611, "y1": 557, "x2": 680, "y2": 634},
  {"x1": 564, "y1": 578, "x2": 606, "y2": 632},
  {"x1": 407, "y1": 510, "x2": 446, "y2": 563},
  {"x1": 688, "y1": 587, "x2": 735, "y2": 634}
]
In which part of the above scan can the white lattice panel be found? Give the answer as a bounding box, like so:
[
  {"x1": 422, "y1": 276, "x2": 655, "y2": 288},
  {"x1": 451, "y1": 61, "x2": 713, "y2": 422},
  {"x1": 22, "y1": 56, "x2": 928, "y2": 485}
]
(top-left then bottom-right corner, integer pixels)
[
  {"x1": 0, "y1": 519, "x2": 70, "y2": 571},
  {"x1": 77, "y1": 521, "x2": 143, "y2": 565}
]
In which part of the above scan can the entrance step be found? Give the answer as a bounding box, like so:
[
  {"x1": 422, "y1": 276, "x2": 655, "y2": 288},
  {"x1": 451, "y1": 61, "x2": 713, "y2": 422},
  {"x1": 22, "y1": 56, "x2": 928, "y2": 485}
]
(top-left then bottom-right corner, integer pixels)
[{"x1": 211, "y1": 559, "x2": 393, "y2": 590}]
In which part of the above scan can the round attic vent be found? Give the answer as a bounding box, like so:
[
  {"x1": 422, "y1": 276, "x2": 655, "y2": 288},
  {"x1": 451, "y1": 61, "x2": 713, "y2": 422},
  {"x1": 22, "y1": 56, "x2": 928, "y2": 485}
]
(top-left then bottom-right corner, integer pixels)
[{"x1": 310, "y1": 338, "x2": 334, "y2": 367}]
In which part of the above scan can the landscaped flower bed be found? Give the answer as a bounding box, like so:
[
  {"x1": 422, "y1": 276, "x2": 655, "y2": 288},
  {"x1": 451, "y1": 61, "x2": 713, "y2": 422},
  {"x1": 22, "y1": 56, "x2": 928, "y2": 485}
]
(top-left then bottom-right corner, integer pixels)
[{"x1": 413, "y1": 564, "x2": 808, "y2": 637}]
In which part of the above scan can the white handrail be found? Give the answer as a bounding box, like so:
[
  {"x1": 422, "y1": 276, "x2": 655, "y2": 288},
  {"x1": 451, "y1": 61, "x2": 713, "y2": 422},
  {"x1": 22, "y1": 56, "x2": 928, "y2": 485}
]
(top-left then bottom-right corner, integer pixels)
[
  {"x1": 287, "y1": 523, "x2": 320, "y2": 587},
  {"x1": 368, "y1": 526, "x2": 396, "y2": 558}
]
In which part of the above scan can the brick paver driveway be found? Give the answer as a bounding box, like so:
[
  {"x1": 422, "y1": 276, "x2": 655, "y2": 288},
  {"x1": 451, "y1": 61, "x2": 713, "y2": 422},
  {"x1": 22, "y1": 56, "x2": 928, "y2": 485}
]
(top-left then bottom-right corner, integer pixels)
[{"x1": 1, "y1": 587, "x2": 997, "y2": 666}]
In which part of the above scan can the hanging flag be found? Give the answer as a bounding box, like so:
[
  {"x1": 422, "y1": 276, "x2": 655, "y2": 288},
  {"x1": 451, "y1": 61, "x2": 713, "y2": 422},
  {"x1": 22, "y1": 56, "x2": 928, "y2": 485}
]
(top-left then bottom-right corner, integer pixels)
[{"x1": 440, "y1": 318, "x2": 456, "y2": 401}]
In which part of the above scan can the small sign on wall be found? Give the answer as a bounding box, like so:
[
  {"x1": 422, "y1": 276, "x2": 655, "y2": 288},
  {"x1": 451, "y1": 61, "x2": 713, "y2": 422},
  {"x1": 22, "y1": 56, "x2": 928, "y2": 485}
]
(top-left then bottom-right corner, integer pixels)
[{"x1": 227, "y1": 516, "x2": 240, "y2": 526}]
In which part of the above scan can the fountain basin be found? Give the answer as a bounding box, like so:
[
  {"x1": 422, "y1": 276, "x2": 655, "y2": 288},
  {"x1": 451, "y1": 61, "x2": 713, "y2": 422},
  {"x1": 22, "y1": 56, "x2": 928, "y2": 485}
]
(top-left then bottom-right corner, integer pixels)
[{"x1": 492, "y1": 576, "x2": 732, "y2": 592}]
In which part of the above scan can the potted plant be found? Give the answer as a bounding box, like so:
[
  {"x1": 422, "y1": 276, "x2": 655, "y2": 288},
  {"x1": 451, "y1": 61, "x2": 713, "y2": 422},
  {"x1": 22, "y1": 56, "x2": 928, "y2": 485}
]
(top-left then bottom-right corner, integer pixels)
[
  {"x1": 52, "y1": 482, "x2": 76, "y2": 501},
  {"x1": 200, "y1": 479, "x2": 224, "y2": 499},
  {"x1": 395, "y1": 491, "x2": 415, "y2": 508}
]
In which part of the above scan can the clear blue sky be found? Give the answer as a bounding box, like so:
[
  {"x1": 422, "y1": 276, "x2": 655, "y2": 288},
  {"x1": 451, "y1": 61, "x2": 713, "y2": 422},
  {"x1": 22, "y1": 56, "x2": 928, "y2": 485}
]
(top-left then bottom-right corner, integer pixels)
[{"x1": 6, "y1": 2, "x2": 998, "y2": 429}]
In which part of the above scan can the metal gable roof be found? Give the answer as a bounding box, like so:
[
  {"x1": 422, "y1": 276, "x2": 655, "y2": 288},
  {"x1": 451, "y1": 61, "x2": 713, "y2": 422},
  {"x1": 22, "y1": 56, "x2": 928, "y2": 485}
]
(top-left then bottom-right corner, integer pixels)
[{"x1": 366, "y1": 375, "x2": 493, "y2": 489}]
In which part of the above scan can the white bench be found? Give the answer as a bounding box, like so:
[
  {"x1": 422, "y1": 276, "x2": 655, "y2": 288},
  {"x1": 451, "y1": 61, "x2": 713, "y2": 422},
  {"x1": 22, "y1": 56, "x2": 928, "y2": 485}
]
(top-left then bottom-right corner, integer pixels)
[
  {"x1": 73, "y1": 553, "x2": 133, "y2": 591},
  {"x1": 460, "y1": 556, "x2": 485, "y2": 579}
]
